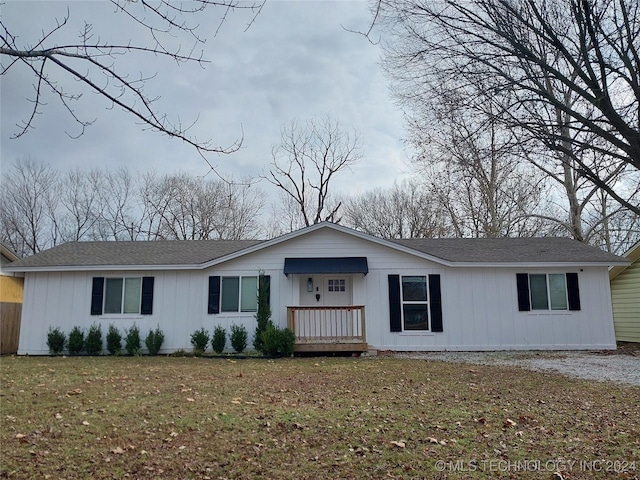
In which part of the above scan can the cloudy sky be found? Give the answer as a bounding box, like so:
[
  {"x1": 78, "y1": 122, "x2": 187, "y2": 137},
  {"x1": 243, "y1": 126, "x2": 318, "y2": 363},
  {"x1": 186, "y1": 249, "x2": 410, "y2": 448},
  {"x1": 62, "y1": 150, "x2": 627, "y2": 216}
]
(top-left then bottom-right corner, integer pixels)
[{"x1": 1, "y1": 0, "x2": 413, "y2": 197}]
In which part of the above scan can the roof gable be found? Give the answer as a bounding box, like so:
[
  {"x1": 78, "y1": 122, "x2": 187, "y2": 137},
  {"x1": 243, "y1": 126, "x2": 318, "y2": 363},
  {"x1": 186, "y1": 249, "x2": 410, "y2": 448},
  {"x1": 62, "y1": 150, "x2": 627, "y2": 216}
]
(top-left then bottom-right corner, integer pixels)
[{"x1": 609, "y1": 240, "x2": 640, "y2": 280}]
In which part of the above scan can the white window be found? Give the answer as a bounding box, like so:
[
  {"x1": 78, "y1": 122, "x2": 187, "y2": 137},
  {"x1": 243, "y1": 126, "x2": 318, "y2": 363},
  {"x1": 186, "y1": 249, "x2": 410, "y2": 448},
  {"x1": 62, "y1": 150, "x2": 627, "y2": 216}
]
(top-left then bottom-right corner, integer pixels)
[
  {"x1": 221, "y1": 276, "x2": 258, "y2": 312},
  {"x1": 401, "y1": 276, "x2": 429, "y2": 330},
  {"x1": 104, "y1": 277, "x2": 142, "y2": 314},
  {"x1": 327, "y1": 279, "x2": 346, "y2": 292},
  {"x1": 529, "y1": 274, "x2": 568, "y2": 310}
]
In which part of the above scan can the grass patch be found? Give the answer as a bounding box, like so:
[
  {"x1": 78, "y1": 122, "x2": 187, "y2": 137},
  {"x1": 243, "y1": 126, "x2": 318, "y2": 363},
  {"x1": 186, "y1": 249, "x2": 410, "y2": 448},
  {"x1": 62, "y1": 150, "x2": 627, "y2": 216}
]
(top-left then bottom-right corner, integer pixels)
[{"x1": 1, "y1": 356, "x2": 638, "y2": 479}]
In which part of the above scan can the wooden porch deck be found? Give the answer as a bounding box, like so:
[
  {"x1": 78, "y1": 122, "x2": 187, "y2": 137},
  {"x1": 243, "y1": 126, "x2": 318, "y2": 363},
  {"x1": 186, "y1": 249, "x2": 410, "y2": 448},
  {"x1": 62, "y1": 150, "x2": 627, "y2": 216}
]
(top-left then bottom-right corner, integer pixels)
[{"x1": 287, "y1": 306, "x2": 368, "y2": 353}]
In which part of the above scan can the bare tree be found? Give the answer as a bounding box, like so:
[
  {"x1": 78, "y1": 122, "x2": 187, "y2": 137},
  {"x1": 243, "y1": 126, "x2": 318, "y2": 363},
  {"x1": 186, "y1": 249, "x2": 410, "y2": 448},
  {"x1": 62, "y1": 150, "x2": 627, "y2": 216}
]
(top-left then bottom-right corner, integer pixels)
[
  {"x1": 406, "y1": 91, "x2": 554, "y2": 238},
  {"x1": 139, "y1": 172, "x2": 264, "y2": 240},
  {"x1": 264, "y1": 193, "x2": 311, "y2": 238},
  {"x1": 1, "y1": 1, "x2": 263, "y2": 161},
  {"x1": 212, "y1": 181, "x2": 266, "y2": 240},
  {"x1": 376, "y1": 0, "x2": 640, "y2": 214},
  {"x1": 53, "y1": 168, "x2": 100, "y2": 242},
  {"x1": 1, "y1": 161, "x2": 267, "y2": 249},
  {"x1": 520, "y1": 131, "x2": 640, "y2": 243},
  {"x1": 266, "y1": 116, "x2": 363, "y2": 229},
  {"x1": 579, "y1": 175, "x2": 640, "y2": 253},
  {"x1": 343, "y1": 179, "x2": 447, "y2": 238},
  {"x1": 0, "y1": 158, "x2": 58, "y2": 256},
  {"x1": 138, "y1": 171, "x2": 168, "y2": 241},
  {"x1": 91, "y1": 167, "x2": 140, "y2": 241}
]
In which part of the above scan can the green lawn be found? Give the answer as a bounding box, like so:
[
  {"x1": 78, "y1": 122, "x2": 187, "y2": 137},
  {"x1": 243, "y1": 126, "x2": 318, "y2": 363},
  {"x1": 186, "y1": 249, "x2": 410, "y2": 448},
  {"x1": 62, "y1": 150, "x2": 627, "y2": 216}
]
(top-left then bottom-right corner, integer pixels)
[{"x1": 1, "y1": 355, "x2": 638, "y2": 479}]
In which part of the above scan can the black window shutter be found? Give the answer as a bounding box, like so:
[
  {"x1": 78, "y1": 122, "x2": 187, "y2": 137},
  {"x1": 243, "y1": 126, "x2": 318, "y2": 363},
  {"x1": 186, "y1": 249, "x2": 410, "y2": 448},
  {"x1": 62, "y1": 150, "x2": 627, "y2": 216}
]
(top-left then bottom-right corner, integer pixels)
[
  {"x1": 208, "y1": 276, "x2": 221, "y2": 314},
  {"x1": 428, "y1": 274, "x2": 443, "y2": 332},
  {"x1": 566, "y1": 273, "x2": 581, "y2": 311},
  {"x1": 259, "y1": 275, "x2": 271, "y2": 306},
  {"x1": 388, "y1": 274, "x2": 402, "y2": 332},
  {"x1": 90, "y1": 277, "x2": 104, "y2": 315},
  {"x1": 516, "y1": 273, "x2": 530, "y2": 311},
  {"x1": 141, "y1": 277, "x2": 154, "y2": 315}
]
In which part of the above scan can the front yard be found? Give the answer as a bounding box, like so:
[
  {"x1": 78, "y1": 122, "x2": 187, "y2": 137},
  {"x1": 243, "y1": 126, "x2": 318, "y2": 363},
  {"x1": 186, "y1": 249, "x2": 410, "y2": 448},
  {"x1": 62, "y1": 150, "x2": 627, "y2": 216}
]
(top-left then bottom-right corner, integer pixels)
[{"x1": 1, "y1": 355, "x2": 638, "y2": 479}]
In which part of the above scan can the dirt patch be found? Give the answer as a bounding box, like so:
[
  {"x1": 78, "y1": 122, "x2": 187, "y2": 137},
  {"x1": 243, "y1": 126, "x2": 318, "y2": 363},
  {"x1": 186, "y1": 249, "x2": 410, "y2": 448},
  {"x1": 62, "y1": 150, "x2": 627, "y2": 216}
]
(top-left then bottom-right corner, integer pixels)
[{"x1": 597, "y1": 341, "x2": 640, "y2": 356}]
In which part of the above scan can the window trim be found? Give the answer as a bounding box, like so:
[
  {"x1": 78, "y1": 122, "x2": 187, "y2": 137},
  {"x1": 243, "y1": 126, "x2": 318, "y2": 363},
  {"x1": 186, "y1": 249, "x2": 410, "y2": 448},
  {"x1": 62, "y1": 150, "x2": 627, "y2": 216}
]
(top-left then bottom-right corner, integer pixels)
[
  {"x1": 327, "y1": 278, "x2": 346, "y2": 292},
  {"x1": 220, "y1": 275, "x2": 258, "y2": 313},
  {"x1": 529, "y1": 273, "x2": 569, "y2": 311},
  {"x1": 90, "y1": 276, "x2": 153, "y2": 316},
  {"x1": 517, "y1": 272, "x2": 580, "y2": 312},
  {"x1": 103, "y1": 277, "x2": 142, "y2": 315},
  {"x1": 400, "y1": 275, "x2": 430, "y2": 332}
]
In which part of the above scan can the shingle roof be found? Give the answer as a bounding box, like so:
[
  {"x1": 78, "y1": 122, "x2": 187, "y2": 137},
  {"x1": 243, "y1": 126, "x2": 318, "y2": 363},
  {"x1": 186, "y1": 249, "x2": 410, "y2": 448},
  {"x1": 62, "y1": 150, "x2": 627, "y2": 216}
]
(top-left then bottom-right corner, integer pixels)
[
  {"x1": 389, "y1": 237, "x2": 624, "y2": 264},
  {"x1": 4, "y1": 223, "x2": 626, "y2": 272},
  {"x1": 6, "y1": 239, "x2": 263, "y2": 268}
]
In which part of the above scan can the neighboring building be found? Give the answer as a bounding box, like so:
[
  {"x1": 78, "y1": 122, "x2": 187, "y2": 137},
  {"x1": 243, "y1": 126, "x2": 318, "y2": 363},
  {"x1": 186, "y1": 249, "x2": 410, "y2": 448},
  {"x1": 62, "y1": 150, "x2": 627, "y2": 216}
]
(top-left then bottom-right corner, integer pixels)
[
  {"x1": 4, "y1": 223, "x2": 628, "y2": 355},
  {"x1": 609, "y1": 241, "x2": 640, "y2": 343},
  {"x1": 1, "y1": 242, "x2": 20, "y2": 273},
  {"x1": 1, "y1": 243, "x2": 23, "y2": 354}
]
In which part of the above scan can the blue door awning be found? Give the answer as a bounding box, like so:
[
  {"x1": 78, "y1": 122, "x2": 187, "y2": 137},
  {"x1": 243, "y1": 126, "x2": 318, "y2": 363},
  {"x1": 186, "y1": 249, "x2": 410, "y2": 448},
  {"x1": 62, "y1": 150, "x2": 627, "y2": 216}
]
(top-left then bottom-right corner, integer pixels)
[{"x1": 283, "y1": 257, "x2": 368, "y2": 276}]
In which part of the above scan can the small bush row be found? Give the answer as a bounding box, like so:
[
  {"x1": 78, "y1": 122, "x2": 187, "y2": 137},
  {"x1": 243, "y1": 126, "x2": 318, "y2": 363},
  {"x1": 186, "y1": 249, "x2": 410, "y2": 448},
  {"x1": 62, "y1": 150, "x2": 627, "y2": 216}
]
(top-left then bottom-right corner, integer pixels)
[
  {"x1": 46, "y1": 324, "x2": 164, "y2": 356},
  {"x1": 189, "y1": 321, "x2": 294, "y2": 357},
  {"x1": 190, "y1": 324, "x2": 249, "y2": 355},
  {"x1": 46, "y1": 321, "x2": 295, "y2": 358}
]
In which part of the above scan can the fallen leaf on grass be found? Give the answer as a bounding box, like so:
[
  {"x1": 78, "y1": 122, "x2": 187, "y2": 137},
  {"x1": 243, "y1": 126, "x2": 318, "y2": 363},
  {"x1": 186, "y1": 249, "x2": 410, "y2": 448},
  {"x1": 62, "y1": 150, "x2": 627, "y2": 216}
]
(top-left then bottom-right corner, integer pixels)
[
  {"x1": 390, "y1": 441, "x2": 406, "y2": 448},
  {"x1": 428, "y1": 437, "x2": 439, "y2": 444},
  {"x1": 186, "y1": 398, "x2": 195, "y2": 402},
  {"x1": 111, "y1": 447, "x2": 125, "y2": 454},
  {"x1": 504, "y1": 418, "x2": 517, "y2": 428},
  {"x1": 82, "y1": 421, "x2": 90, "y2": 426}
]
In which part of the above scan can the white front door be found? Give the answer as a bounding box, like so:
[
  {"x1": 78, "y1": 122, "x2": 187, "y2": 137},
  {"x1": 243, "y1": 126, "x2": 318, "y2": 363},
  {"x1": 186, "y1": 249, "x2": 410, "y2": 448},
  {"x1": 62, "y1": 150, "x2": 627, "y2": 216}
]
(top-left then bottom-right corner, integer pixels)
[
  {"x1": 322, "y1": 276, "x2": 351, "y2": 306},
  {"x1": 298, "y1": 275, "x2": 352, "y2": 306}
]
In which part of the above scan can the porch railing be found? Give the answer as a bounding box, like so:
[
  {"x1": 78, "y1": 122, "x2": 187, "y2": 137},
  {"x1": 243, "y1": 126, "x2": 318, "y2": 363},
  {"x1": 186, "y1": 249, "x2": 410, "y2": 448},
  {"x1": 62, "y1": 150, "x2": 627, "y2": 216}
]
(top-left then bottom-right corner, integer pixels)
[{"x1": 287, "y1": 306, "x2": 366, "y2": 345}]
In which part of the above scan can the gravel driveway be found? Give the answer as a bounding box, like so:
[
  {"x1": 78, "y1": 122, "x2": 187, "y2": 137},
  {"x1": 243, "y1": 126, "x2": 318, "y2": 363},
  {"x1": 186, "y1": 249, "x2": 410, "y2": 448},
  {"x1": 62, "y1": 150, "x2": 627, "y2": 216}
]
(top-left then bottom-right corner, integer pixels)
[{"x1": 396, "y1": 351, "x2": 640, "y2": 386}]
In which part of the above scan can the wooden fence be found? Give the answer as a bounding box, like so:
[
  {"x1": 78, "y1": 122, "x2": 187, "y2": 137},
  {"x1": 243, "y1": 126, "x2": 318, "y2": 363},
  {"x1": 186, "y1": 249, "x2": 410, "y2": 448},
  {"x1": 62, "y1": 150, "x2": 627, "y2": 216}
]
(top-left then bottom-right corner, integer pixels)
[{"x1": 1, "y1": 302, "x2": 22, "y2": 355}]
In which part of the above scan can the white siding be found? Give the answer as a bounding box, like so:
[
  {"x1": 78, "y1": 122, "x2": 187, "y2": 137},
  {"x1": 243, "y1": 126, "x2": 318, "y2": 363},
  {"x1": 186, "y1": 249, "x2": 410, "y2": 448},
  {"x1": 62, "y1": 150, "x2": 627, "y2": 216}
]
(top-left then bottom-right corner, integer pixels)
[
  {"x1": 18, "y1": 227, "x2": 617, "y2": 354},
  {"x1": 368, "y1": 266, "x2": 615, "y2": 351}
]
